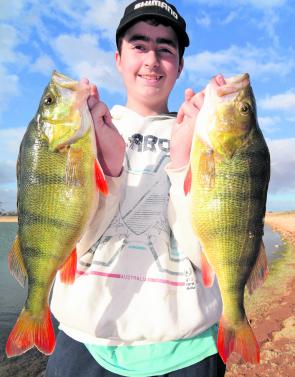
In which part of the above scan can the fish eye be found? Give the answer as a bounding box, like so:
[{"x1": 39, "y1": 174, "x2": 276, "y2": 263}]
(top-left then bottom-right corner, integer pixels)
[
  {"x1": 43, "y1": 95, "x2": 55, "y2": 106},
  {"x1": 239, "y1": 102, "x2": 251, "y2": 114}
]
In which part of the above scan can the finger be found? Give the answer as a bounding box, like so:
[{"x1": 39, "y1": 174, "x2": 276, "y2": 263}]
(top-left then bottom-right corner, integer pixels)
[
  {"x1": 103, "y1": 107, "x2": 113, "y2": 127},
  {"x1": 91, "y1": 101, "x2": 112, "y2": 128},
  {"x1": 87, "y1": 84, "x2": 100, "y2": 110},
  {"x1": 177, "y1": 89, "x2": 195, "y2": 124},
  {"x1": 190, "y1": 91, "x2": 205, "y2": 110},
  {"x1": 80, "y1": 78, "x2": 90, "y2": 85},
  {"x1": 88, "y1": 95, "x2": 99, "y2": 111},
  {"x1": 215, "y1": 74, "x2": 226, "y2": 86},
  {"x1": 90, "y1": 84, "x2": 99, "y2": 99},
  {"x1": 184, "y1": 88, "x2": 195, "y2": 102},
  {"x1": 177, "y1": 101, "x2": 198, "y2": 124},
  {"x1": 176, "y1": 107, "x2": 185, "y2": 124}
]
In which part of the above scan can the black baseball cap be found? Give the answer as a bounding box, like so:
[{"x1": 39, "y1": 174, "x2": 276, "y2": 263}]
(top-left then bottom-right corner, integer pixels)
[{"x1": 116, "y1": 0, "x2": 190, "y2": 48}]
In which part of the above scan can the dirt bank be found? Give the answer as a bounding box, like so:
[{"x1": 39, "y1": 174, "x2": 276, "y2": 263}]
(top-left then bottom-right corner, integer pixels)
[{"x1": 225, "y1": 211, "x2": 295, "y2": 377}]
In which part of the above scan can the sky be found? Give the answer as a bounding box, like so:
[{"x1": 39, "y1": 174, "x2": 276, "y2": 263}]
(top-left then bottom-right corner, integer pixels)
[{"x1": 0, "y1": 0, "x2": 295, "y2": 212}]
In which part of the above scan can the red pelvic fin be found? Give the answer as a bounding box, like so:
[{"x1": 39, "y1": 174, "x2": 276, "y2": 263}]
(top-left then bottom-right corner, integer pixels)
[
  {"x1": 217, "y1": 316, "x2": 260, "y2": 364},
  {"x1": 94, "y1": 159, "x2": 109, "y2": 195},
  {"x1": 184, "y1": 164, "x2": 192, "y2": 196},
  {"x1": 5, "y1": 306, "x2": 55, "y2": 358},
  {"x1": 201, "y1": 252, "x2": 215, "y2": 287},
  {"x1": 59, "y1": 248, "x2": 77, "y2": 284}
]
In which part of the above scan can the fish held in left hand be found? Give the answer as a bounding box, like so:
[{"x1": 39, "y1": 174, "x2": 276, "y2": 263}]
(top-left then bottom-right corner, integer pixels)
[
  {"x1": 185, "y1": 73, "x2": 270, "y2": 364},
  {"x1": 6, "y1": 71, "x2": 108, "y2": 358}
]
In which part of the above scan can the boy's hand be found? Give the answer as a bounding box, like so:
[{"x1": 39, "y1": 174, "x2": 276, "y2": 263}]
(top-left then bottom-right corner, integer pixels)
[
  {"x1": 81, "y1": 79, "x2": 125, "y2": 177},
  {"x1": 170, "y1": 88, "x2": 204, "y2": 169},
  {"x1": 170, "y1": 74, "x2": 226, "y2": 169}
]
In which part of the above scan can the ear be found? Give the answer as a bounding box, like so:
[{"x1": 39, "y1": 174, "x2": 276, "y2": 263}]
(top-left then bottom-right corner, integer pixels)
[
  {"x1": 115, "y1": 50, "x2": 122, "y2": 72},
  {"x1": 177, "y1": 58, "x2": 184, "y2": 78}
]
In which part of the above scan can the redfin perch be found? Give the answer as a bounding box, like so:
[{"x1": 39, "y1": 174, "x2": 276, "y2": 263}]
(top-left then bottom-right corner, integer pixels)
[
  {"x1": 185, "y1": 73, "x2": 270, "y2": 363},
  {"x1": 6, "y1": 71, "x2": 108, "y2": 357}
]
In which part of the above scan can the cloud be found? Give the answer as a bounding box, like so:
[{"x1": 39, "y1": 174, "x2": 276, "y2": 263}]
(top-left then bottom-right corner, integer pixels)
[
  {"x1": 258, "y1": 9, "x2": 280, "y2": 46},
  {"x1": 0, "y1": 161, "x2": 17, "y2": 184},
  {"x1": 0, "y1": 128, "x2": 26, "y2": 161},
  {"x1": 52, "y1": 33, "x2": 123, "y2": 93},
  {"x1": 183, "y1": 45, "x2": 294, "y2": 86},
  {"x1": 187, "y1": 0, "x2": 287, "y2": 9},
  {"x1": 82, "y1": 0, "x2": 130, "y2": 41},
  {"x1": 0, "y1": 0, "x2": 26, "y2": 20},
  {"x1": 260, "y1": 91, "x2": 295, "y2": 112},
  {"x1": 195, "y1": 12, "x2": 212, "y2": 28},
  {"x1": 258, "y1": 116, "x2": 281, "y2": 133},
  {"x1": 30, "y1": 55, "x2": 55, "y2": 75},
  {"x1": 0, "y1": 66, "x2": 19, "y2": 116},
  {"x1": 267, "y1": 138, "x2": 295, "y2": 194},
  {"x1": 0, "y1": 187, "x2": 17, "y2": 211},
  {"x1": 0, "y1": 23, "x2": 29, "y2": 115},
  {"x1": 221, "y1": 11, "x2": 238, "y2": 25}
]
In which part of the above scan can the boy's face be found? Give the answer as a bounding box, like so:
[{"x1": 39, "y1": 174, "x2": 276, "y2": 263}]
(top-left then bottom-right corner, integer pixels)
[{"x1": 115, "y1": 21, "x2": 183, "y2": 113}]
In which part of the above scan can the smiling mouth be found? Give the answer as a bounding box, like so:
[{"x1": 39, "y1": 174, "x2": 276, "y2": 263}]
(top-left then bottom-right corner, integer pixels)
[{"x1": 138, "y1": 74, "x2": 163, "y2": 81}]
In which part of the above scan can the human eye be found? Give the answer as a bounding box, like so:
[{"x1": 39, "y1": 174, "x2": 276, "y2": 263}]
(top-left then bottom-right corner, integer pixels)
[
  {"x1": 159, "y1": 47, "x2": 172, "y2": 54},
  {"x1": 157, "y1": 45, "x2": 176, "y2": 55},
  {"x1": 132, "y1": 43, "x2": 146, "y2": 52}
]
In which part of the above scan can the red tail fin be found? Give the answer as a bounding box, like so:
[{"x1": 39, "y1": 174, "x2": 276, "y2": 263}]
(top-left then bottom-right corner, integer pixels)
[
  {"x1": 217, "y1": 316, "x2": 260, "y2": 364},
  {"x1": 5, "y1": 306, "x2": 55, "y2": 357}
]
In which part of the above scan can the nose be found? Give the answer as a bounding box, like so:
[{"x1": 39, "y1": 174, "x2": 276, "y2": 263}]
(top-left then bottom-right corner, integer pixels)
[{"x1": 144, "y1": 49, "x2": 160, "y2": 69}]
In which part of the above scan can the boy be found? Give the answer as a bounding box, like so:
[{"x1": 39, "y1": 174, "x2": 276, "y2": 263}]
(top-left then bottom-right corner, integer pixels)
[{"x1": 45, "y1": 1, "x2": 226, "y2": 376}]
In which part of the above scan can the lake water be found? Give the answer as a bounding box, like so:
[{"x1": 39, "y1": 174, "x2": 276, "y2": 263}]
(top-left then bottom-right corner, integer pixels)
[{"x1": 0, "y1": 221, "x2": 285, "y2": 368}]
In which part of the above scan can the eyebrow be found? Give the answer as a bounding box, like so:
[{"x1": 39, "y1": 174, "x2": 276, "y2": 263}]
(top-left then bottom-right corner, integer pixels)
[{"x1": 128, "y1": 34, "x2": 177, "y2": 48}]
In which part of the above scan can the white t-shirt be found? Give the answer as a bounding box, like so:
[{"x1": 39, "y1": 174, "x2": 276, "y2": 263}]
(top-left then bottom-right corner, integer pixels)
[{"x1": 50, "y1": 105, "x2": 222, "y2": 346}]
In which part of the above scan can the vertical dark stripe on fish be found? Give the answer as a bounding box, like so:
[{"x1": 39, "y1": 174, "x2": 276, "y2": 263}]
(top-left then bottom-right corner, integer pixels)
[{"x1": 19, "y1": 210, "x2": 79, "y2": 230}]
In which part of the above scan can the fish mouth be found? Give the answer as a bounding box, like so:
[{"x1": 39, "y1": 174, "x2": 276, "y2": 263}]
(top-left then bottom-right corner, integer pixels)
[
  {"x1": 216, "y1": 73, "x2": 250, "y2": 97},
  {"x1": 225, "y1": 73, "x2": 249, "y2": 89}
]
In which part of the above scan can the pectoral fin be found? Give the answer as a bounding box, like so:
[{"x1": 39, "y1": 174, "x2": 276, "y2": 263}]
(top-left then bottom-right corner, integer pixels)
[
  {"x1": 184, "y1": 164, "x2": 192, "y2": 196},
  {"x1": 246, "y1": 240, "x2": 269, "y2": 295},
  {"x1": 59, "y1": 248, "x2": 77, "y2": 284},
  {"x1": 198, "y1": 149, "x2": 215, "y2": 189},
  {"x1": 201, "y1": 251, "x2": 215, "y2": 287},
  {"x1": 8, "y1": 235, "x2": 27, "y2": 287},
  {"x1": 94, "y1": 159, "x2": 109, "y2": 195},
  {"x1": 64, "y1": 147, "x2": 83, "y2": 186}
]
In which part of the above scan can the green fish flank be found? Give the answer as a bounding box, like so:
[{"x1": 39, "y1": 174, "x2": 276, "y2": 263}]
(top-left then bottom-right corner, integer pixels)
[
  {"x1": 6, "y1": 71, "x2": 102, "y2": 357},
  {"x1": 189, "y1": 74, "x2": 270, "y2": 363},
  {"x1": 19, "y1": 121, "x2": 95, "y2": 314}
]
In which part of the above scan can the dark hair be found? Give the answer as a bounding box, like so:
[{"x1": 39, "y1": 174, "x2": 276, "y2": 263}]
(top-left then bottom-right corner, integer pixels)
[{"x1": 116, "y1": 16, "x2": 185, "y2": 62}]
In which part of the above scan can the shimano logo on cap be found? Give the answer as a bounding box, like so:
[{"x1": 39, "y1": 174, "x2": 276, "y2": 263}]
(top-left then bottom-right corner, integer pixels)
[{"x1": 134, "y1": 1, "x2": 179, "y2": 20}]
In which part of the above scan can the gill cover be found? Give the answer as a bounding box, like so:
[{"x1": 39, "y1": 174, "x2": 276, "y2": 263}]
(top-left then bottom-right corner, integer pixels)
[
  {"x1": 208, "y1": 74, "x2": 256, "y2": 159},
  {"x1": 38, "y1": 71, "x2": 92, "y2": 151}
]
